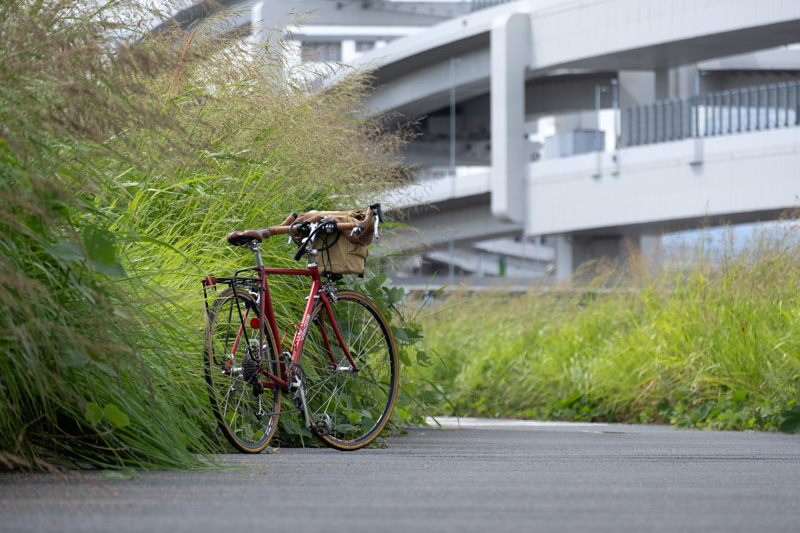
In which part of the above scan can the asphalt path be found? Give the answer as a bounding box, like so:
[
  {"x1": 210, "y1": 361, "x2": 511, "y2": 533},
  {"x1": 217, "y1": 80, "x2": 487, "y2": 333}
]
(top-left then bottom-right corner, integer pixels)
[{"x1": 2, "y1": 418, "x2": 799, "y2": 533}]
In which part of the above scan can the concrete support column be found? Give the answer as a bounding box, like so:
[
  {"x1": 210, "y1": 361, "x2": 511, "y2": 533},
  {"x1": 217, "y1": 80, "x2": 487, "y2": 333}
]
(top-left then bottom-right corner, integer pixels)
[
  {"x1": 656, "y1": 68, "x2": 700, "y2": 101},
  {"x1": 490, "y1": 12, "x2": 529, "y2": 223},
  {"x1": 638, "y1": 234, "x2": 659, "y2": 257},
  {"x1": 553, "y1": 235, "x2": 576, "y2": 279},
  {"x1": 341, "y1": 39, "x2": 356, "y2": 64},
  {"x1": 655, "y1": 68, "x2": 670, "y2": 100},
  {"x1": 634, "y1": 234, "x2": 661, "y2": 272},
  {"x1": 553, "y1": 233, "x2": 662, "y2": 280},
  {"x1": 618, "y1": 71, "x2": 656, "y2": 109},
  {"x1": 673, "y1": 65, "x2": 699, "y2": 100}
]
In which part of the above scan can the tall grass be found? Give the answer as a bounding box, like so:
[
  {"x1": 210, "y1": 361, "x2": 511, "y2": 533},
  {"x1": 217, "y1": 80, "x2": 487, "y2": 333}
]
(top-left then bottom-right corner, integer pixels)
[
  {"x1": 0, "y1": 1, "x2": 412, "y2": 470},
  {"x1": 417, "y1": 224, "x2": 800, "y2": 431}
]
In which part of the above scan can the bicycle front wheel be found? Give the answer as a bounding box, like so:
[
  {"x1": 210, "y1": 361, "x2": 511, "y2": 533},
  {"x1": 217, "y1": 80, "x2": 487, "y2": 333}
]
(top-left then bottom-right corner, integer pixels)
[
  {"x1": 204, "y1": 287, "x2": 282, "y2": 453},
  {"x1": 300, "y1": 290, "x2": 399, "y2": 451}
]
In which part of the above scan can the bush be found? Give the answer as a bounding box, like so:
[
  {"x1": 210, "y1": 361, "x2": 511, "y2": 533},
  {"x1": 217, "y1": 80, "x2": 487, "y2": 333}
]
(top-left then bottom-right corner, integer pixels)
[{"x1": 0, "y1": 0, "x2": 413, "y2": 470}]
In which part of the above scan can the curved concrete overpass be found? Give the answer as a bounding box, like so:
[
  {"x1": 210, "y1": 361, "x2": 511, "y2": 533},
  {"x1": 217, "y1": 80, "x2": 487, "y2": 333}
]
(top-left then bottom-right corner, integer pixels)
[
  {"x1": 362, "y1": 0, "x2": 800, "y2": 116},
  {"x1": 164, "y1": 0, "x2": 800, "y2": 280},
  {"x1": 352, "y1": 0, "x2": 800, "y2": 279}
]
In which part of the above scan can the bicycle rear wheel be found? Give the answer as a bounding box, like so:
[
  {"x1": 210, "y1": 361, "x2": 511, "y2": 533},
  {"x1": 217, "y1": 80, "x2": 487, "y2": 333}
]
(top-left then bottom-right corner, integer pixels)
[
  {"x1": 204, "y1": 287, "x2": 282, "y2": 453},
  {"x1": 300, "y1": 290, "x2": 399, "y2": 450}
]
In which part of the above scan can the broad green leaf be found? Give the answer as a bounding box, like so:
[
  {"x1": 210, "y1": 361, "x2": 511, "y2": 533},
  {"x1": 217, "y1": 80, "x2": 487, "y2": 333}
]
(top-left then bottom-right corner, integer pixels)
[
  {"x1": 421, "y1": 390, "x2": 438, "y2": 404},
  {"x1": 84, "y1": 225, "x2": 126, "y2": 277},
  {"x1": 61, "y1": 349, "x2": 89, "y2": 368},
  {"x1": 392, "y1": 326, "x2": 409, "y2": 343},
  {"x1": 45, "y1": 241, "x2": 84, "y2": 263},
  {"x1": 282, "y1": 416, "x2": 301, "y2": 435},
  {"x1": 779, "y1": 406, "x2": 800, "y2": 434},
  {"x1": 104, "y1": 404, "x2": 131, "y2": 428},
  {"x1": 93, "y1": 362, "x2": 116, "y2": 376},
  {"x1": 83, "y1": 225, "x2": 116, "y2": 265},
  {"x1": 366, "y1": 273, "x2": 388, "y2": 291},
  {"x1": 85, "y1": 402, "x2": 103, "y2": 425},
  {"x1": 89, "y1": 258, "x2": 126, "y2": 278},
  {"x1": 388, "y1": 286, "x2": 404, "y2": 304}
]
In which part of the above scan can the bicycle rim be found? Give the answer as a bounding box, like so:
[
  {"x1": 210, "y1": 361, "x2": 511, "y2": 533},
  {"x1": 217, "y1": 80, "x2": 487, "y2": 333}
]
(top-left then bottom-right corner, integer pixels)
[
  {"x1": 204, "y1": 288, "x2": 281, "y2": 453},
  {"x1": 300, "y1": 290, "x2": 399, "y2": 450}
]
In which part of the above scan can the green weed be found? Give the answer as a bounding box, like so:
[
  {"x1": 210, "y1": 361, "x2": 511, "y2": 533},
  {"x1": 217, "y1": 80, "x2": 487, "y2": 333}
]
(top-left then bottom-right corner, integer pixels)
[
  {"x1": 0, "y1": 1, "x2": 416, "y2": 469},
  {"x1": 417, "y1": 224, "x2": 800, "y2": 433}
]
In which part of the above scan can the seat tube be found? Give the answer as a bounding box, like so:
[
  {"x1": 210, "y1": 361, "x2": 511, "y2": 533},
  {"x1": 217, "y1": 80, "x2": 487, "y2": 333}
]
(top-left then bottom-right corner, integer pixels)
[{"x1": 251, "y1": 242, "x2": 264, "y2": 268}]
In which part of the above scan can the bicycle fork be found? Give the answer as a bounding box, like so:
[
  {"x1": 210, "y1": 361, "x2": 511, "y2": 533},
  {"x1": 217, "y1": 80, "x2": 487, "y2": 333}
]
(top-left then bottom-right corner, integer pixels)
[{"x1": 288, "y1": 362, "x2": 332, "y2": 436}]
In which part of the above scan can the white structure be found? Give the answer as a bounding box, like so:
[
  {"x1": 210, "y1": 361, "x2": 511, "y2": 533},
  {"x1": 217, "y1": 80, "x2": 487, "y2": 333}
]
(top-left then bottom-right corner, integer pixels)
[
  {"x1": 353, "y1": 0, "x2": 800, "y2": 282},
  {"x1": 166, "y1": 1, "x2": 800, "y2": 284}
]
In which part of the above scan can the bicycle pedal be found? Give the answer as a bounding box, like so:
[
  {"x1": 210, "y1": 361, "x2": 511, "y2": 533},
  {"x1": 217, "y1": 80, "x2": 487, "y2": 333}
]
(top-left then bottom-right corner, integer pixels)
[{"x1": 311, "y1": 420, "x2": 331, "y2": 436}]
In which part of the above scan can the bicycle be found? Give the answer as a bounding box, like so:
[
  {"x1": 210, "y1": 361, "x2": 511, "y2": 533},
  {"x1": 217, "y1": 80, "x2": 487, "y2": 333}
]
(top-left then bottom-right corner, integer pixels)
[{"x1": 202, "y1": 203, "x2": 399, "y2": 453}]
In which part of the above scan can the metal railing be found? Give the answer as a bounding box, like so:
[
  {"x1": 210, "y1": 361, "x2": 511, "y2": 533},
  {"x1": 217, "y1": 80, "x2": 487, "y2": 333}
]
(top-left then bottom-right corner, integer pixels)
[
  {"x1": 624, "y1": 80, "x2": 800, "y2": 147},
  {"x1": 470, "y1": 0, "x2": 516, "y2": 12}
]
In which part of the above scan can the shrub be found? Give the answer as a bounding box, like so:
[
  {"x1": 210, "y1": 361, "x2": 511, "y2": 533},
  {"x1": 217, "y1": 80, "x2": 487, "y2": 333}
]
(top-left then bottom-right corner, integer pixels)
[{"x1": 0, "y1": 0, "x2": 412, "y2": 469}]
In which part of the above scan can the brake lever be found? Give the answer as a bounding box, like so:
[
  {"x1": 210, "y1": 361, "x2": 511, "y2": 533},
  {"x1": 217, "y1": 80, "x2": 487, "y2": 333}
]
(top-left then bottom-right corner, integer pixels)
[{"x1": 368, "y1": 203, "x2": 382, "y2": 239}]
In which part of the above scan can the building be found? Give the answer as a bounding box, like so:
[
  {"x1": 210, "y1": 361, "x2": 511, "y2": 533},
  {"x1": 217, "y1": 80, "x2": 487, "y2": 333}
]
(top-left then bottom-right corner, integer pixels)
[{"x1": 166, "y1": 0, "x2": 800, "y2": 285}]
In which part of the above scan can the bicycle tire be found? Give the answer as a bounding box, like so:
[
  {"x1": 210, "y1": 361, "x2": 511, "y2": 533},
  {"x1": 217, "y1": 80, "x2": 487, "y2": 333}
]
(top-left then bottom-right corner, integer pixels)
[
  {"x1": 299, "y1": 290, "x2": 399, "y2": 450},
  {"x1": 204, "y1": 287, "x2": 282, "y2": 453}
]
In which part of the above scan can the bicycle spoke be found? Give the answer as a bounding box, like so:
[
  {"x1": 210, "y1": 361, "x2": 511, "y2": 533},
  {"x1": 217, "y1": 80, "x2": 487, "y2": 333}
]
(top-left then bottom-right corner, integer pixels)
[
  {"x1": 299, "y1": 291, "x2": 398, "y2": 450},
  {"x1": 204, "y1": 288, "x2": 281, "y2": 453}
]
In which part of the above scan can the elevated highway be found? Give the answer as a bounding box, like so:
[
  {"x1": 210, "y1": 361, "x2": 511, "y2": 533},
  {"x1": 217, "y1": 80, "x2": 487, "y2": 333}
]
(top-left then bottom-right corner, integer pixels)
[
  {"x1": 364, "y1": 0, "x2": 800, "y2": 117},
  {"x1": 352, "y1": 0, "x2": 800, "y2": 280},
  {"x1": 165, "y1": 0, "x2": 800, "y2": 281}
]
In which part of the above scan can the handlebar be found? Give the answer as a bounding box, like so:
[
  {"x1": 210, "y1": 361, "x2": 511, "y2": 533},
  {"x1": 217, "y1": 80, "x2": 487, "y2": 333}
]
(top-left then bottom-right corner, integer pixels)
[{"x1": 226, "y1": 203, "x2": 382, "y2": 251}]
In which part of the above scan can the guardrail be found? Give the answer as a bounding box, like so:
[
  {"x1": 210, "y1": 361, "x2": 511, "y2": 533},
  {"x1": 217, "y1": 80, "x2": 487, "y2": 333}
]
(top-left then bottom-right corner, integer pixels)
[
  {"x1": 624, "y1": 80, "x2": 800, "y2": 146},
  {"x1": 470, "y1": 0, "x2": 516, "y2": 12}
]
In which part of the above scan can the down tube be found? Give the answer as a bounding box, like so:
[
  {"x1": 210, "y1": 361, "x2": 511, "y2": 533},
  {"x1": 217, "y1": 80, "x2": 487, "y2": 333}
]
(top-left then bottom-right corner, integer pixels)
[{"x1": 293, "y1": 278, "x2": 323, "y2": 362}]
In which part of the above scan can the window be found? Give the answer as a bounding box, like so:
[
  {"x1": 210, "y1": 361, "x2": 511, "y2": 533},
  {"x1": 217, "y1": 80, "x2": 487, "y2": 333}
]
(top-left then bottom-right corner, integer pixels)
[{"x1": 355, "y1": 41, "x2": 374, "y2": 52}]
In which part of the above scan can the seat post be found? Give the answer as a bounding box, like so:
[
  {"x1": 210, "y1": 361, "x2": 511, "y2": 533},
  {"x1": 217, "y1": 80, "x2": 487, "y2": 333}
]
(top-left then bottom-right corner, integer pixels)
[{"x1": 249, "y1": 241, "x2": 263, "y2": 268}]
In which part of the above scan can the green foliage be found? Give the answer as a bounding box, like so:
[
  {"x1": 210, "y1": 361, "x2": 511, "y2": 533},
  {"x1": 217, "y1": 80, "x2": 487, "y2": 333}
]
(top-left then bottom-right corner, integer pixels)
[
  {"x1": 417, "y1": 225, "x2": 800, "y2": 433},
  {"x1": 355, "y1": 272, "x2": 428, "y2": 428},
  {"x1": 0, "y1": 1, "x2": 412, "y2": 469},
  {"x1": 779, "y1": 403, "x2": 800, "y2": 434}
]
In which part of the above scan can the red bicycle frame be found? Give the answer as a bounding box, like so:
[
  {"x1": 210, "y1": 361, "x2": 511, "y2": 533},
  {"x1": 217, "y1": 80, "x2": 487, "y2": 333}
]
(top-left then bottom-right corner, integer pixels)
[{"x1": 222, "y1": 262, "x2": 359, "y2": 392}]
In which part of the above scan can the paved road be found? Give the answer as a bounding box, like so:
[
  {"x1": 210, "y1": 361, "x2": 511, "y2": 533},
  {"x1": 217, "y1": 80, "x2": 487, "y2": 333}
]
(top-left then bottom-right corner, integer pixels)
[{"x1": 1, "y1": 419, "x2": 799, "y2": 533}]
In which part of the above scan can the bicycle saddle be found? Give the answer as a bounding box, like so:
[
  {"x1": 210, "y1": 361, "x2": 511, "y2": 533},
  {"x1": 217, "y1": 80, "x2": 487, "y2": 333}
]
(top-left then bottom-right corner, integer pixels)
[{"x1": 227, "y1": 229, "x2": 268, "y2": 246}]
